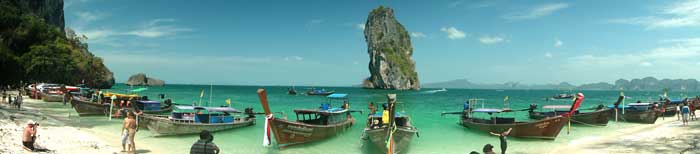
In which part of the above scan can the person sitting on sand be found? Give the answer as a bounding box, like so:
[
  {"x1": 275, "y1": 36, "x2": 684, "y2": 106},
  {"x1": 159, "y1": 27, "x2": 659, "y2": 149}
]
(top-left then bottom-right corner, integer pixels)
[
  {"x1": 122, "y1": 112, "x2": 138, "y2": 152},
  {"x1": 482, "y1": 144, "x2": 495, "y2": 154},
  {"x1": 22, "y1": 120, "x2": 38, "y2": 151},
  {"x1": 190, "y1": 130, "x2": 220, "y2": 154},
  {"x1": 490, "y1": 128, "x2": 512, "y2": 154}
]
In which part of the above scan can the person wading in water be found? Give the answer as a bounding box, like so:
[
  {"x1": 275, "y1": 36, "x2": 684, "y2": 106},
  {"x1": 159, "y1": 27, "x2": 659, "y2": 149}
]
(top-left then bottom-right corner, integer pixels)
[{"x1": 490, "y1": 128, "x2": 512, "y2": 154}]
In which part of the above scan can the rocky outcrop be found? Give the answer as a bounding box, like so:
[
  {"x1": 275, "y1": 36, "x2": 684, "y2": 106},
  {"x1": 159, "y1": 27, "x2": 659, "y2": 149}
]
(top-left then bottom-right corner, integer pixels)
[
  {"x1": 13, "y1": 0, "x2": 65, "y2": 32},
  {"x1": 362, "y1": 6, "x2": 420, "y2": 90},
  {"x1": 126, "y1": 73, "x2": 164, "y2": 86}
]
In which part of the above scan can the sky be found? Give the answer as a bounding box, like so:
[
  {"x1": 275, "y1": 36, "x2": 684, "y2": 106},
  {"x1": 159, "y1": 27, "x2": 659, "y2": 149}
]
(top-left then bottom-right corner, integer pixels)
[{"x1": 64, "y1": 0, "x2": 700, "y2": 86}]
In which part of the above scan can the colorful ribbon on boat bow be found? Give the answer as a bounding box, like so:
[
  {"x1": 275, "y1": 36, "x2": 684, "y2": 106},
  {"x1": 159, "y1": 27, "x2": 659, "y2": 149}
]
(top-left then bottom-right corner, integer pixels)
[{"x1": 263, "y1": 114, "x2": 272, "y2": 146}]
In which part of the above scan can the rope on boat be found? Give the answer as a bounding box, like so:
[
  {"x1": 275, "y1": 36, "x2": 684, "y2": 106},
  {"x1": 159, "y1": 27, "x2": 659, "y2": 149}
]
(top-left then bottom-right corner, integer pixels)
[{"x1": 568, "y1": 118, "x2": 607, "y2": 127}]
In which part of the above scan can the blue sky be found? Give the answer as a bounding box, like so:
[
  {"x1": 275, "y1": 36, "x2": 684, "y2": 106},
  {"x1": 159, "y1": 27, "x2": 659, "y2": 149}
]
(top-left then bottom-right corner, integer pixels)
[{"x1": 64, "y1": 0, "x2": 700, "y2": 86}]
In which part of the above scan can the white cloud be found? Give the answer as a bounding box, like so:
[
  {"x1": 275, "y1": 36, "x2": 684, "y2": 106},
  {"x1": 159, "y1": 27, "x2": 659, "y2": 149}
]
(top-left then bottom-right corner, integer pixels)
[
  {"x1": 503, "y1": 3, "x2": 570, "y2": 20},
  {"x1": 554, "y1": 39, "x2": 563, "y2": 47},
  {"x1": 284, "y1": 56, "x2": 304, "y2": 61},
  {"x1": 411, "y1": 32, "x2": 427, "y2": 38},
  {"x1": 610, "y1": 0, "x2": 700, "y2": 29},
  {"x1": 306, "y1": 19, "x2": 323, "y2": 29},
  {"x1": 697, "y1": 62, "x2": 700, "y2": 65},
  {"x1": 125, "y1": 18, "x2": 192, "y2": 38},
  {"x1": 76, "y1": 11, "x2": 102, "y2": 22},
  {"x1": 545, "y1": 52, "x2": 553, "y2": 58},
  {"x1": 356, "y1": 23, "x2": 365, "y2": 30},
  {"x1": 440, "y1": 27, "x2": 466, "y2": 40},
  {"x1": 566, "y1": 38, "x2": 700, "y2": 70},
  {"x1": 478, "y1": 35, "x2": 506, "y2": 44},
  {"x1": 448, "y1": 0, "x2": 464, "y2": 8}
]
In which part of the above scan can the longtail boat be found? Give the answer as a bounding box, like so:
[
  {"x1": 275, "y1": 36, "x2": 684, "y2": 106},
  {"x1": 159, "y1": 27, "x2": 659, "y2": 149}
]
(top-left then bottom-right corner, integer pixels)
[
  {"x1": 132, "y1": 99, "x2": 173, "y2": 114},
  {"x1": 41, "y1": 93, "x2": 64, "y2": 102},
  {"x1": 306, "y1": 88, "x2": 335, "y2": 96},
  {"x1": 143, "y1": 105, "x2": 256, "y2": 136},
  {"x1": 608, "y1": 94, "x2": 659, "y2": 124},
  {"x1": 528, "y1": 104, "x2": 611, "y2": 126},
  {"x1": 444, "y1": 93, "x2": 585, "y2": 140},
  {"x1": 257, "y1": 89, "x2": 356, "y2": 148},
  {"x1": 70, "y1": 95, "x2": 109, "y2": 116},
  {"x1": 363, "y1": 94, "x2": 418, "y2": 154}
]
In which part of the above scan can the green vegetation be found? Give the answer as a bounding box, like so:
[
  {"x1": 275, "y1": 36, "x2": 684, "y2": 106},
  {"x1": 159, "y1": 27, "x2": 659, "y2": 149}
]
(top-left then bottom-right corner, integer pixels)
[
  {"x1": 0, "y1": 0, "x2": 112, "y2": 87},
  {"x1": 380, "y1": 44, "x2": 417, "y2": 81}
]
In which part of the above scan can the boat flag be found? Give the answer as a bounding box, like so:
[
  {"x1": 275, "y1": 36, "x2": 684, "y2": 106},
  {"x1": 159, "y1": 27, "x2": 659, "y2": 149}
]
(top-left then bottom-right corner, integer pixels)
[
  {"x1": 226, "y1": 98, "x2": 231, "y2": 106},
  {"x1": 263, "y1": 114, "x2": 272, "y2": 146}
]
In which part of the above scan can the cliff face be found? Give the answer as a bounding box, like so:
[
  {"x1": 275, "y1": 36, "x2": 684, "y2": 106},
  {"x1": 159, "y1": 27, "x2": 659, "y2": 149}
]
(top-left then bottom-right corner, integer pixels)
[
  {"x1": 363, "y1": 6, "x2": 420, "y2": 90},
  {"x1": 126, "y1": 73, "x2": 165, "y2": 86},
  {"x1": 14, "y1": 0, "x2": 65, "y2": 32}
]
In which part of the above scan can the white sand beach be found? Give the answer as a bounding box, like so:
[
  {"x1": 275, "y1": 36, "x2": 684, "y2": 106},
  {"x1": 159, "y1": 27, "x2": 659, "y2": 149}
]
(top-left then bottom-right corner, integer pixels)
[
  {"x1": 552, "y1": 114, "x2": 700, "y2": 154},
  {"x1": 0, "y1": 92, "x2": 119, "y2": 154}
]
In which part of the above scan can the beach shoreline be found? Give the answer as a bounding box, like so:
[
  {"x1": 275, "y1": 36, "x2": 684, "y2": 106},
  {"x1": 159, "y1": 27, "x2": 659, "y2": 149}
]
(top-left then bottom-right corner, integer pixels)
[
  {"x1": 1, "y1": 90, "x2": 700, "y2": 154},
  {"x1": 0, "y1": 92, "x2": 165, "y2": 154}
]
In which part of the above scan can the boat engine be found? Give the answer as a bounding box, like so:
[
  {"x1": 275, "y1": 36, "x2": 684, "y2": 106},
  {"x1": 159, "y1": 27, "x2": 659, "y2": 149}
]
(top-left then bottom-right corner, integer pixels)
[
  {"x1": 529, "y1": 104, "x2": 538, "y2": 112},
  {"x1": 244, "y1": 107, "x2": 255, "y2": 118}
]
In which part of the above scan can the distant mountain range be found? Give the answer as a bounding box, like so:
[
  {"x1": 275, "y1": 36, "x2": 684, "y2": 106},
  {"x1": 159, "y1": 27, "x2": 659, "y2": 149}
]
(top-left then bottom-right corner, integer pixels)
[{"x1": 422, "y1": 77, "x2": 700, "y2": 91}]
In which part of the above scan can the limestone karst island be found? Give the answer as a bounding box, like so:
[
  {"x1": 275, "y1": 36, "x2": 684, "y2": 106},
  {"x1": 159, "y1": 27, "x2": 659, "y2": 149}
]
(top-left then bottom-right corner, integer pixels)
[{"x1": 1, "y1": 1, "x2": 699, "y2": 154}]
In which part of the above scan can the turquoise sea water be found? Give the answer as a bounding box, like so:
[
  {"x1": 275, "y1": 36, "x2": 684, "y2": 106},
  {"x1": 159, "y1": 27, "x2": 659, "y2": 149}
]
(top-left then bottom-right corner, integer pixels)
[{"x1": 65, "y1": 84, "x2": 695, "y2": 154}]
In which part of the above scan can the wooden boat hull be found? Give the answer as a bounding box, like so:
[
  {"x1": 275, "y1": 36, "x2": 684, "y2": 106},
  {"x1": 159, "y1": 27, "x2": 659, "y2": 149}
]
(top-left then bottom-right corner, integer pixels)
[
  {"x1": 608, "y1": 109, "x2": 658, "y2": 124},
  {"x1": 41, "y1": 94, "x2": 64, "y2": 102},
  {"x1": 144, "y1": 114, "x2": 256, "y2": 136},
  {"x1": 529, "y1": 109, "x2": 611, "y2": 126},
  {"x1": 364, "y1": 127, "x2": 417, "y2": 154},
  {"x1": 460, "y1": 116, "x2": 567, "y2": 140},
  {"x1": 70, "y1": 96, "x2": 109, "y2": 116},
  {"x1": 269, "y1": 117, "x2": 355, "y2": 147},
  {"x1": 662, "y1": 106, "x2": 677, "y2": 117}
]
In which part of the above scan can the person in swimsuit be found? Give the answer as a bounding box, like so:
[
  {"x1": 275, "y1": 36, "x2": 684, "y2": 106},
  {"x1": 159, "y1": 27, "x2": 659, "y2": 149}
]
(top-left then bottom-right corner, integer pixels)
[
  {"x1": 490, "y1": 128, "x2": 512, "y2": 154},
  {"x1": 122, "y1": 112, "x2": 138, "y2": 152},
  {"x1": 22, "y1": 120, "x2": 38, "y2": 151}
]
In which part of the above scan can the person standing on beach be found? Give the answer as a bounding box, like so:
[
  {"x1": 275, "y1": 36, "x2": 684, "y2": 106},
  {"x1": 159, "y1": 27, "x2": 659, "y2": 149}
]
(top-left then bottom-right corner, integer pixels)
[
  {"x1": 16, "y1": 93, "x2": 22, "y2": 110},
  {"x1": 681, "y1": 103, "x2": 690, "y2": 126},
  {"x1": 22, "y1": 120, "x2": 38, "y2": 151},
  {"x1": 190, "y1": 130, "x2": 220, "y2": 154},
  {"x1": 122, "y1": 112, "x2": 138, "y2": 152},
  {"x1": 60, "y1": 85, "x2": 67, "y2": 106},
  {"x1": 490, "y1": 128, "x2": 512, "y2": 154}
]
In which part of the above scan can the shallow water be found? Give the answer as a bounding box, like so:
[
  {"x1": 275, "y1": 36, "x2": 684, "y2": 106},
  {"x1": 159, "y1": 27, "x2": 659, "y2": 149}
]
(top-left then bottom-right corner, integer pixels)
[{"x1": 59, "y1": 84, "x2": 692, "y2": 154}]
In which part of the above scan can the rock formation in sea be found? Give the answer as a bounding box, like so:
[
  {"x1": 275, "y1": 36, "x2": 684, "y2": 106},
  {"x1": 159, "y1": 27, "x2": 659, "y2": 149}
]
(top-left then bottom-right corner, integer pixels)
[
  {"x1": 362, "y1": 6, "x2": 420, "y2": 90},
  {"x1": 126, "y1": 73, "x2": 165, "y2": 86}
]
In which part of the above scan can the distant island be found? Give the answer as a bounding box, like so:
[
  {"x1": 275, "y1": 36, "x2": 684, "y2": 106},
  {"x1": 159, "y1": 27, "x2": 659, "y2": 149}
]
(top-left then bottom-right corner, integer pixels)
[{"x1": 423, "y1": 77, "x2": 700, "y2": 91}]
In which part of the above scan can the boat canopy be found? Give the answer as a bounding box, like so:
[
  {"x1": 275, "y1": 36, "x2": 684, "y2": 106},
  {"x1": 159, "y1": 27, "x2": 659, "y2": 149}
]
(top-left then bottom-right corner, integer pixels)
[
  {"x1": 129, "y1": 87, "x2": 148, "y2": 93},
  {"x1": 174, "y1": 105, "x2": 240, "y2": 113},
  {"x1": 370, "y1": 111, "x2": 408, "y2": 117},
  {"x1": 543, "y1": 105, "x2": 571, "y2": 109},
  {"x1": 327, "y1": 93, "x2": 348, "y2": 99},
  {"x1": 628, "y1": 103, "x2": 651, "y2": 106},
  {"x1": 137, "y1": 100, "x2": 160, "y2": 104},
  {"x1": 473, "y1": 108, "x2": 503, "y2": 113}
]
